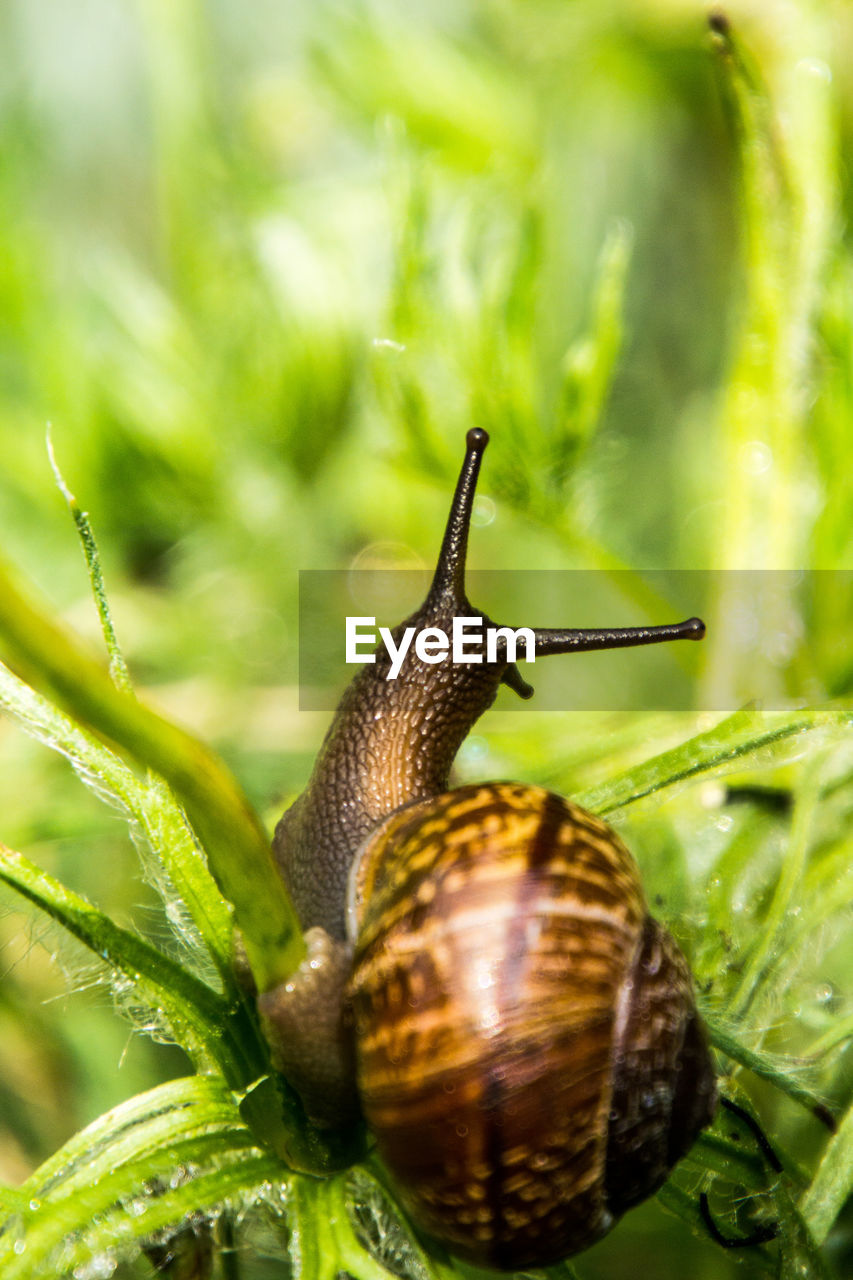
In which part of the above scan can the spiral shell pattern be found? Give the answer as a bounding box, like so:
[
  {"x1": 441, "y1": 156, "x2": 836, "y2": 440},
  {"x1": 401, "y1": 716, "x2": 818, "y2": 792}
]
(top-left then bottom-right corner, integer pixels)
[{"x1": 348, "y1": 782, "x2": 715, "y2": 1269}]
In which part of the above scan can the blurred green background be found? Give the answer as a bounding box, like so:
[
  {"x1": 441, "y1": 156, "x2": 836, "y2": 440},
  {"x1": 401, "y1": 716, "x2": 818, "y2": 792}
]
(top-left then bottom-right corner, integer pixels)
[{"x1": 1, "y1": 0, "x2": 852, "y2": 1276}]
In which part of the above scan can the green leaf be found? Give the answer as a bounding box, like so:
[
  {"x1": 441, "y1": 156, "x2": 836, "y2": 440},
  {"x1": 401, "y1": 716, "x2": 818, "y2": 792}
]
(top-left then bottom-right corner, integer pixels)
[
  {"x1": 0, "y1": 658, "x2": 237, "y2": 987},
  {"x1": 800, "y1": 1097, "x2": 853, "y2": 1246},
  {"x1": 20, "y1": 1076, "x2": 240, "y2": 1195},
  {"x1": 806, "y1": 1010, "x2": 853, "y2": 1061},
  {"x1": 0, "y1": 844, "x2": 246, "y2": 1081},
  {"x1": 0, "y1": 1188, "x2": 26, "y2": 1217},
  {"x1": 726, "y1": 759, "x2": 824, "y2": 1020},
  {"x1": 7, "y1": 1150, "x2": 285, "y2": 1280},
  {"x1": 289, "y1": 1172, "x2": 437, "y2": 1280},
  {"x1": 655, "y1": 1180, "x2": 775, "y2": 1278},
  {"x1": 575, "y1": 703, "x2": 853, "y2": 816},
  {"x1": 0, "y1": 560, "x2": 304, "y2": 990},
  {"x1": 704, "y1": 1014, "x2": 837, "y2": 1132},
  {"x1": 555, "y1": 219, "x2": 633, "y2": 469},
  {"x1": 702, "y1": 8, "x2": 837, "y2": 709},
  {"x1": 775, "y1": 1179, "x2": 838, "y2": 1279},
  {"x1": 0, "y1": 1076, "x2": 288, "y2": 1278},
  {"x1": 47, "y1": 425, "x2": 133, "y2": 695},
  {"x1": 345, "y1": 1165, "x2": 451, "y2": 1280}
]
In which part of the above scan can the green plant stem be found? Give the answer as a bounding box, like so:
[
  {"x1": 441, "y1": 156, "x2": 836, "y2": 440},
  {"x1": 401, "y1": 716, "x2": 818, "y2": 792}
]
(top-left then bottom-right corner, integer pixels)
[
  {"x1": 21, "y1": 1075, "x2": 243, "y2": 1197},
  {"x1": 656, "y1": 1178, "x2": 776, "y2": 1277},
  {"x1": 806, "y1": 1011, "x2": 853, "y2": 1061},
  {"x1": 0, "y1": 559, "x2": 304, "y2": 990},
  {"x1": 705, "y1": 1013, "x2": 836, "y2": 1131},
  {"x1": 727, "y1": 759, "x2": 823, "y2": 1021},
  {"x1": 217, "y1": 1215, "x2": 241, "y2": 1280},
  {"x1": 574, "y1": 703, "x2": 853, "y2": 817},
  {"x1": 702, "y1": 11, "x2": 836, "y2": 709},
  {"x1": 0, "y1": 843, "x2": 247, "y2": 1082},
  {"x1": 47, "y1": 426, "x2": 134, "y2": 695},
  {"x1": 5, "y1": 1152, "x2": 285, "y2": 1280},
  {"x1": 0, "y1": 658, "x2": 239, "y2": 991},
  {"x1": 800, "y1": 1098, "x2": 853, "y2": 1246},
  {"x1": 775, "y1": 1179, "x2": 838, "y2": 1279}
]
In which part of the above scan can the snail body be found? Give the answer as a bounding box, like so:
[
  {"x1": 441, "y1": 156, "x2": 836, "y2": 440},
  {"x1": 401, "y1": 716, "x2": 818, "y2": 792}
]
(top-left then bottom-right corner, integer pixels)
[{"x1": 261, "y1": 430, "x2": 716, "y2": 1269}]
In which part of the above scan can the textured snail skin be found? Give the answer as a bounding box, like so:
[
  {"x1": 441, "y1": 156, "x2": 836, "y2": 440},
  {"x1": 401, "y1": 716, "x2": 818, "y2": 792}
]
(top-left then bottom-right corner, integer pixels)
[
  {"x1": 273, "y1": 430, "x2": 510, "y2": 943},
  {"x1": 349, "y1": 782, "x2": 716, "y2": 1269},
  {"x1": 273, "y1": 603, "x2": 507, "y2": 942},
  {"x1": 262, "y1": 429, "x2": 715, "y2": 1266}
]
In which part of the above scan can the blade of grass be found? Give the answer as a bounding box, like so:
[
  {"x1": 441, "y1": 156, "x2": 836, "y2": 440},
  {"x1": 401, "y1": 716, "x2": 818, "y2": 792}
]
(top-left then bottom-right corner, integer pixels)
[
  {"x1": 0, "y1": 843, "x2": 249, "y2": 1082},
  {"x1": 289, "y1": 1171, "x2": 440, "y2": 1280},
  {"x1": 0, "y1": 558, "x2": 304, "y2": 990},
  {"x1": 21, "y1": 1075, "x2": 243, "y2": 1198},
  {"x1": 555, "y1": 219, "x2": 633, "y2": 469},
  {"x1": 8, "y1": 1073, "x2": 339, "y2": 1272},
  {"x1": 805, "y1": 1011, "x2": 853, "y2": 1061},
  {"x1": 703, "y1": 11, "x2": 836, "y2": 706},
  {"x1": 656, "y1": 1178, "x2": 776, "y2": 1277},
  {"x1": 704, "y1": 1013, "x2": 836, "y2": 1131},
  {"x1": 1, "y1": 1076, "x2": 281, "y2": 1276},
  {"x1": 32, "y1": 1125, "x2": 257, "y2": 1209},
  {"x1": 5, "y1": 1145, "x2": 285, "y2": 1280},
  {"x1": 322, "y1": 1176, "x2": 411, "y2": 1280},
  {"x1": 344, "y1": 1166, "x2": 449, "y2": 1280},
  {"x1": 46, "y1": 425, "x2": 133, "y2": 695},
  {"x1": 792, "y1": 832, "x2": 853, "y2": 944},
  {"x1": 727, "y1": 758, "x2": 823, "y2": 1020},
  {"x1": 574, "y1": 704, "x2": 853, "y2": 816},
  {"x1": 0, "y1": 1189, "x2": 26, "y2": 1216},
  {"x1": 775, "y1": 1178, "x2": 838, "y2": 1279},
  {"x1": 0, "y1": 657, "x2": 237, "y2": 989},
  {"x1": 0, "y1": 658, "x2": 355, "y2": 1174},
  {"x1": 799, "y1": 1098, "x2": 853, "y2": 1246},
  {"x1": 689, "y1": 1131, "x2": 775, "y2": 1188},
  {"x1": 286, "y1": 1174, "x2": 339, "y2": 1280}
]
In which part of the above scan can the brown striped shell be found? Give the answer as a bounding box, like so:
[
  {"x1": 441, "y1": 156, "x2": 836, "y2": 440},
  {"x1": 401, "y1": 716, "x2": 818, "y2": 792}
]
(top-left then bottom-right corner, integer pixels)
[{"x1": 347, "y1": 781, "x2": 717, "y2": 1270}]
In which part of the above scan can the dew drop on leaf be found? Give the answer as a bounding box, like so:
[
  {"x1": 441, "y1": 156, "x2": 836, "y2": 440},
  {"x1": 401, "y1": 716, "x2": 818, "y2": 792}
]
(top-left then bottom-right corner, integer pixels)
[{"x1": 73, "y1": 1254, "x2": 117, "y2": 1280}]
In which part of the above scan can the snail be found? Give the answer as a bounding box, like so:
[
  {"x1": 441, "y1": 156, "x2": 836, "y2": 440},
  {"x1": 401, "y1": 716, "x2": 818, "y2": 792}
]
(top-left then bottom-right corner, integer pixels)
[{"x1": 259, "y1": 429, "x2": 717, "y2": 1270}]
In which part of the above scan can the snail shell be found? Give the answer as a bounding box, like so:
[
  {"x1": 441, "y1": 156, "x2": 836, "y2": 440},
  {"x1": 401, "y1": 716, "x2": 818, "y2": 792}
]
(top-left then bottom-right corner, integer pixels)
[{"x1": 347, "y1": 782, "x2": 717, "y2": 1269}]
